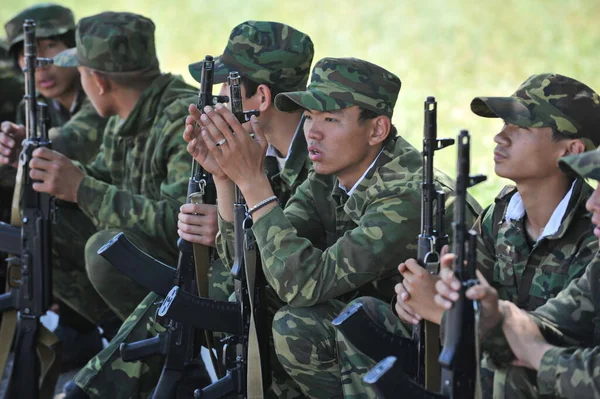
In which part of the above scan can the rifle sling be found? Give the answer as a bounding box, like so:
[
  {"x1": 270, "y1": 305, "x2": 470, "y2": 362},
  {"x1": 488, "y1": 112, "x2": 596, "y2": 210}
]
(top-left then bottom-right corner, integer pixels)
[
  {"x1": 243, "y1": 232, "x2": 265, "y2": 398},
  {"x1": 192, "y1": 242, "x2": 223, "y2": 378}
]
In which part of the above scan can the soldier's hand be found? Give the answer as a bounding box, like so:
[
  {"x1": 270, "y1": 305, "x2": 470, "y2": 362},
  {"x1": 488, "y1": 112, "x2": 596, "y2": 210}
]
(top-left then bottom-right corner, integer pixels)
[
  {"x1": 177, "y1": 203, "x2": 218, "y2": 247},
  {"x1": 0, "y1": 122, "x2": 26, "y2": 168},
  {"x1": 502, "y1": 301, "x2": 553, "y2": 371},
  {"x1": 398, "y1": 259, "x2": 443, "y2": 324},
  {"x1": 185, "y1": 105, "x2": 227, "y2": 180},
  {"x1": 29, "y1": 147, "x2": 83, "y2": 203},
  {"x1": 434, "y1": 253, "x2": 503, "y2": 338},
  {"x1": 200, "y1": 104, "x2": 268, "y2": 190}
]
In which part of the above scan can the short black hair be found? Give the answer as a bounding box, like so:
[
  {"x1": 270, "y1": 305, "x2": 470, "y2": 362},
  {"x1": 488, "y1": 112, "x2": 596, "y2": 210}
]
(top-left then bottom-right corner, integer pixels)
[
  {"x1": 358, "y1": 107, "x2": 397, "y2": 144},
  {"x1": 11, "y1": 30, "x2": 76, "y2": 67}
]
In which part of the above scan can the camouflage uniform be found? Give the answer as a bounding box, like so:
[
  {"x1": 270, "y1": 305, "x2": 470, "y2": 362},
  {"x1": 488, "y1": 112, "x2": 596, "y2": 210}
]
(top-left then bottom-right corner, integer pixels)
[
  {"x1": 0, "y1": 5, "x2": 107, "y2": 218},
  {"x1": 48, "y1": 12, "x2": 195, "y2": 327},
  {"x1": 471, "y1": 73, "x2": 600, "y2": 399},
  {"x1": 332, "y1": 73, "x2": 600, "y2": 399},
  {"x1": 70, "y1": 21, "x2": 314, "y2": 399},
  {"x1": 483, "y1": 149, "x2": 600, "y2": 398},
  {"x1": 211, "y1": 57, "x2": 481, "y2": 398}
]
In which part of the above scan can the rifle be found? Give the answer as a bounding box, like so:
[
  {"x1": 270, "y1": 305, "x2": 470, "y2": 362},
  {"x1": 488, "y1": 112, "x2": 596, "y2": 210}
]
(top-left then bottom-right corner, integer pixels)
[
  {"x1": 98, "y1": 55, "x2": 226, "y2": 398},
  {"x1": 158, "y1": 71, "x2": 270, "y2": 399},
  {"x1": 332, "y1": 97, "x2": 453, "y2": 388},
  {"x1": 0, "y1": 19, "x2": 55, "y2": 399},
  {"x1": 366, "y1": 130, "x2": 485, "y2": 399}
]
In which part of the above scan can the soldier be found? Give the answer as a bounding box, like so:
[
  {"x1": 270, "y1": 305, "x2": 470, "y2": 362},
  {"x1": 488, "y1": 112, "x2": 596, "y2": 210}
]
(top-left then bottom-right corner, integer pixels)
[
  {"x1": 435, "y1": 147, "x2": 600, "y2": 398},
  {"x1": 22, "y1": 10, "x2": 194, "y2": 373},
  {"x1": 0, "y1": 3, "x2": 107, "y2": 168},
  {"x1": 0, "y1": 38, "x2": 22, "y2": 124},
  {"x1": 352, "y1": 73, "x2": 600, "y2": 398},
  {"x1": 62, "y1": 20, "x2": 314, "y2": 399},
  {"x1": 194, "y1": 56, "x2": 480, "y2": 398},
  {"x1": 0, "y1": 3, "x2": 108, "y2": 371}
]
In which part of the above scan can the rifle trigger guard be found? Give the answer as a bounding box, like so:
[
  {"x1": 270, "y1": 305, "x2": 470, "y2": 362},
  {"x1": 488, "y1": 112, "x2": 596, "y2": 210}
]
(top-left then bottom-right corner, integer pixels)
[{"x1": 423, "y1": 250, "x2": 440, "y2": 275}]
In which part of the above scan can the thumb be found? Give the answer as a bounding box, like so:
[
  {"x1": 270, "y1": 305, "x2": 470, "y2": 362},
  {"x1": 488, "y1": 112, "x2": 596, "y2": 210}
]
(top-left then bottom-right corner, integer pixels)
[{"x1": 250, "y1": 115, "x2": 267, "y2": 150}]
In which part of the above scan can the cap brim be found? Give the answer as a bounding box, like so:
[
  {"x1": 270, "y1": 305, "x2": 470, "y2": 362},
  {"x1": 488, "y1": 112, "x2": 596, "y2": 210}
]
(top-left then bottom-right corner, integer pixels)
[
  {"x1": 470, "y1": 96, "x2": 537, "y2": 127},
  {"x1": 188, "y1": 55, "x2": 230, "y2": 84},
  {"x1": 558, "y1": 150, "x2": 600, "y2": 180},
  {"x1": 275, "y1": 90, "x2": 346, "y2": 113},
  {"x1": 53, "y1": 48, "x2": 78, "y2": 67}
]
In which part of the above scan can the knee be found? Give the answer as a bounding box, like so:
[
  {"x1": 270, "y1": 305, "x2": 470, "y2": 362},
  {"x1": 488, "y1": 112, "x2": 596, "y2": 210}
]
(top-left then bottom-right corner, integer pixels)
[
  {"x1": 85, "y1": 229, "x2": 121, "y2": 290},
  {"x1": 272, "y1": 304, "x2": 338, "y2": 366}
]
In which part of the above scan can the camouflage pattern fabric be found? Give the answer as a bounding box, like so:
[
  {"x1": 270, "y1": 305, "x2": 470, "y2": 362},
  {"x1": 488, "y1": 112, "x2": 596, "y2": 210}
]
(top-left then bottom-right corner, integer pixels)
[
  {"x1": 471, "y1": 73, "x2": 600, "y2": 150},
  {"x1": 4, "y1": 3, "x2": 75, "y2": 54},
  {"x1": 55, "y1": 73, "x2": 195, "y2": 323},
  {"x1": 474, "y1": 179, "x2": 597, "y2": 398},
  {"x1": 274, "y1": 57, "x2": 401, "y2": 118},
  {"x1": 188, "y1": 21, "x2": 314, "y2": 91},
  {"x1": 482, "y1": 149, "x2": 600, "y2": 398},
  {"x1": 216, "y1": 134, "x2": 481, "y2": 397},
  {"x1": 53, "y1": 12, "x2": 159, "y2": 74},
  {"x1": 70, "y1": 119, "x2": 311, "y2": 398}
]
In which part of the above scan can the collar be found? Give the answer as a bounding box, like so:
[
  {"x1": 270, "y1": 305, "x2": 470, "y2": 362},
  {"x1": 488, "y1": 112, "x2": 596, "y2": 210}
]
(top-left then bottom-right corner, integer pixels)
[
  {"x1": 279, "y1": 116, "x2": 310, "y2": 187},
  {"x1": 505, "y1": 180, "x2": 576, "y2": 241},
  {"x1": 338, "y1": 147, "x2": 385, "y2": 196}
]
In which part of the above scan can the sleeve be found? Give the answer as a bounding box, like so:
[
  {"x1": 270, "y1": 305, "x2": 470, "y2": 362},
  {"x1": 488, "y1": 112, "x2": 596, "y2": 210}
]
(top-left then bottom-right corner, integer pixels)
[
  {"x1": 76, "y1": 114, "x2": 190, "y2": 250},
  {"x1": 531, "y1": 261, "x2": 600, "y2": 396},
  {"x1": 49, "y1": 99, "x2": 107, "y2": 165},
  {"x1": 252, "y1": 181, "x2": 422, "y2": 307},
  {"x1": 215, "y1": 216, "x2": 236, "y2": 270}
]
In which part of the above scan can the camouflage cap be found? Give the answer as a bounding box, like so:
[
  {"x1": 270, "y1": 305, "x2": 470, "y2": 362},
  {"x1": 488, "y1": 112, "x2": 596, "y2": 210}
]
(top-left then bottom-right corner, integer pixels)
[
  {"x1": 559, "y1": 148, "x2": 600, "y2": 181},
  {"x1": 53, "y1": 12, "x2": 159, "y2": 73},
  {"x1": 274, "y1": 57, "x2": 401, "y2": 118},
  {"x1": 471, "y1": 73, "x2": 600, "y2": 150},
  {"x1": 189, "y1": 21, "x2": 314, "y2": 91},
  {"x1": 5, "y1": 4, "x2": 75, "y2": 55}
]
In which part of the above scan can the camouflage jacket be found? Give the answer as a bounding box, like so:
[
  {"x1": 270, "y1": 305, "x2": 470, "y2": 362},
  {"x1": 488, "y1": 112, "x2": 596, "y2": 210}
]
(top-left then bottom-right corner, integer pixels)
[
  {"x1": 483, "y1": 253, "x2": 600, "y2": 397},
  {"x1": 474, "y1": 179, "x2": 596, "y2": 311},
  {"x1": 76, "y1": 73, "x2": 195, "y2": 264},
  {"x1": 16, "y1": 87, "x2": 108, "y2": 165},
  {"x1": 221, "y1": 136, "x2": 480, "y2": 308}
]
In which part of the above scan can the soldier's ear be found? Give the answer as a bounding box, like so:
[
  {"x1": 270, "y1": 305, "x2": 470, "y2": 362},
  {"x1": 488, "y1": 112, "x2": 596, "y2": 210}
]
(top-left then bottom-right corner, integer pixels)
[
  {"x1": 256, "y1": 84, "x2": 272, "y2": 113},
  {"x1": 565, "y1": 139, "x2": 586, "y2": 156},
  {"x1": 90, "y1": 70, "x2": 110, "y2": 96},
  {"x1": 368, "y1": 115, "x2": 391, "y2": 146}
]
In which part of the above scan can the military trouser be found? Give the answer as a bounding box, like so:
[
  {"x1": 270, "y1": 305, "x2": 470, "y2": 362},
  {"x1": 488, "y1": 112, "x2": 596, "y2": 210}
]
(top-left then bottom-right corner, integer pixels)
[
  {"x1": 273, "y1": 297, "x2": 410, "y2": 399},
  {"x1": 71, "y1": 259, "x2": 305, "y2": 398},
  {"x1": 52, "y1": 205, "x2": 170, "y2": 323}
]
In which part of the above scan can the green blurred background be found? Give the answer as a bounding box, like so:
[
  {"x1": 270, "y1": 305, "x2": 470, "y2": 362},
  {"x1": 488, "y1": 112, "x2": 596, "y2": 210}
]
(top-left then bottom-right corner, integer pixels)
[{"x1": 3, "y1": 0, "x2": 600, "y2": 205}]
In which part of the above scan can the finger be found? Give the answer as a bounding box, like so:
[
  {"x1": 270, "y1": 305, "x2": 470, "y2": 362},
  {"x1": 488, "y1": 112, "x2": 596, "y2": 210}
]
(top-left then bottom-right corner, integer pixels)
[
  {"x1": 465, "y1": 285, "x2": 493, "y2": 301},
  {"x1": 435, "y1": 279, "x2": 459, "y2": 302},
  {"x1": 177, "y1": 229, "x2": 211, "y2": 246},
  {"x1": 177, "y1": 219, "x2": 213, "y2": 236},
  {"x1": 249, "y1": 115, "x2": 268, "y2": 149},
  {"x1": 180, "y1": 203, "x2": 216, "y2": 215},
  {"x1": 403, "y1": 258, "x2": 427, "y2": 276},
  {"x1": 29, "y1": 157, "x2": 55, "y2": 172},
  {"x1": 440, "y1": 253, "x2": 456, "y2": 271},
  {"x1": 214, "y1": 103, "x2": 251, "y2": 143},
  {"x1": 189, "y1": 103, "x2": 204, "y2": 125},
  {"x1": 201, "y1": 127, "x2": 223, "y2": 161},
  {"x1": 394, "y1": 300, "x2": 420, "y2": 325},
  {"x1": 186, "y1": 138, "x2": 199, "y2": 158},
  {"x1": 0, "y1": 133, "x2": 16, "y2": 150},
  {"x1": 202, "y1": 105, "x2": 238, "y2": 146},
  {"x1": 394, "y1": 282, "x2": 410, "y2": 301},
  {"x1": 32, "y1": 146, "x2": 58, "y2": 161},
  {"x1": 434, "y1": 293, "x2": 454, "y2": 310},
  {"x1": 29, "y1": 168, "x2": 50, "y2": 181},
  {"x1": 440, "y1": 244, "x2": 450, "y2": 257},
  {"x1": 178, "y1": 212, "x2": 214, "y2": 227},
  {"x1": 183, "y1": 122, "x2": 199, "y2": 144}
]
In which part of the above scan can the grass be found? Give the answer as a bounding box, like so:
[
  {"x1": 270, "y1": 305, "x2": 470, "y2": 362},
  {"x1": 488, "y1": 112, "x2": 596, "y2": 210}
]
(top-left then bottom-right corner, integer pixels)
[{"x1": 3, "y1": 0, "x2": 600, "y2": 205}]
